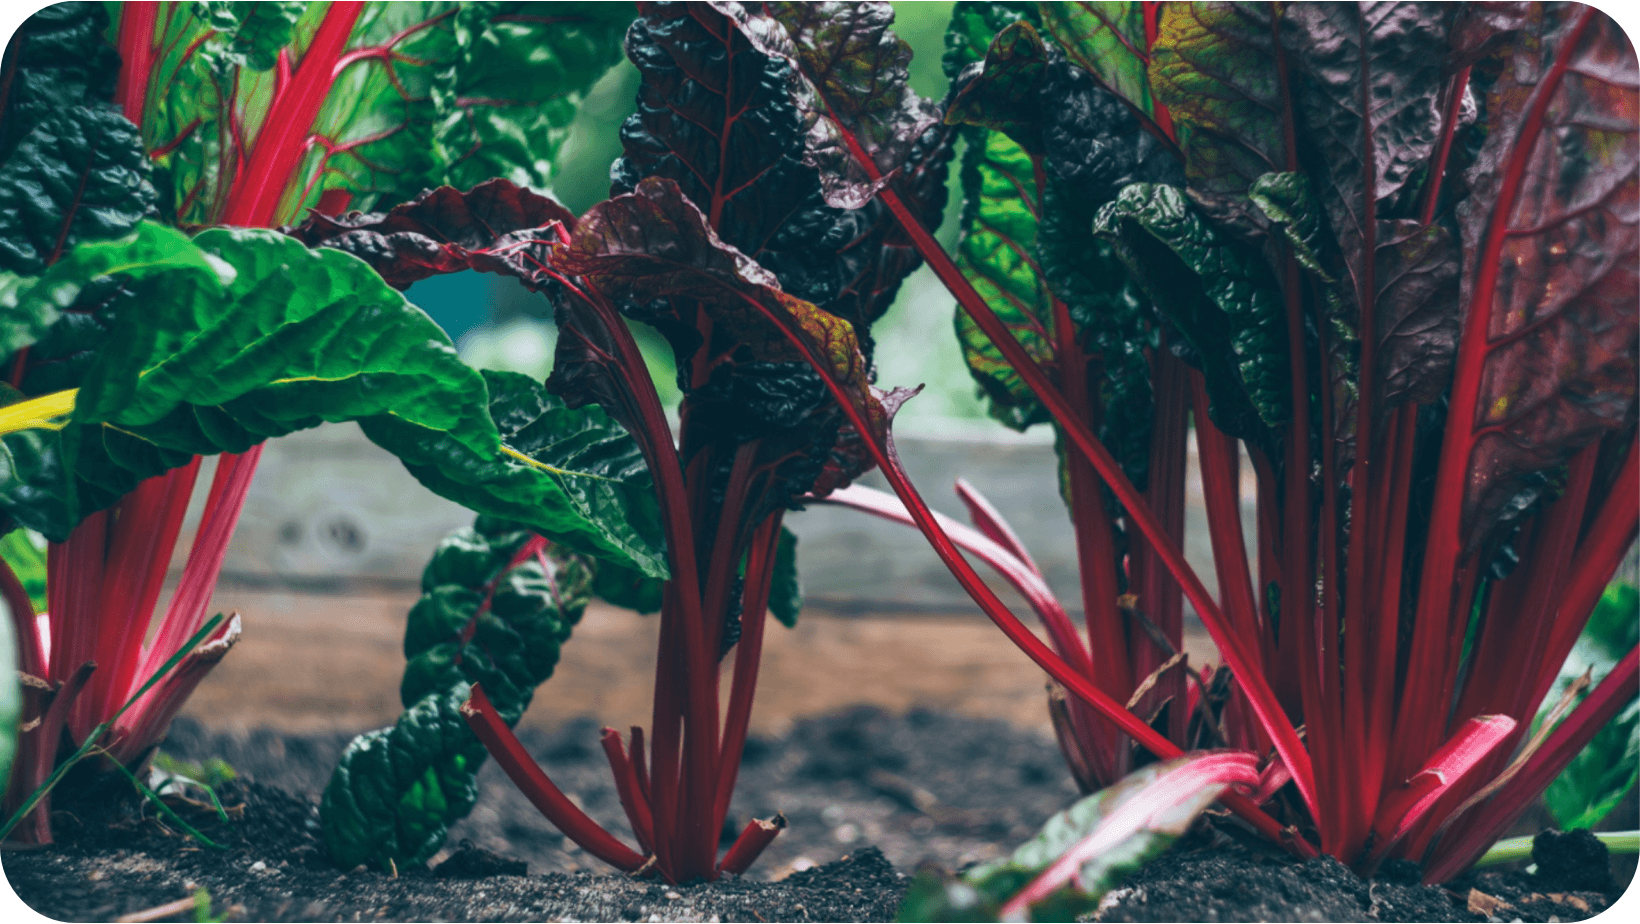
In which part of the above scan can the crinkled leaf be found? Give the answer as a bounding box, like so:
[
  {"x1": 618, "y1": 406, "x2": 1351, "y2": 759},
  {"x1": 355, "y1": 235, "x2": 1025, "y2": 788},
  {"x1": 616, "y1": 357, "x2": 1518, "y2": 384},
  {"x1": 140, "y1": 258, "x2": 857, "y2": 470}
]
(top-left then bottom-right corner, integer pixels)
[
  {"x1": 723, "y1": 1, "x2": 942, "y2": 210},
  {"x1": 769, "y1": 525, "x2": 801, "y2": 628},
  {"x1": 1037, "y1": 1, "x2": 1158, "y2": 123},
  {"x1": 1370, "y1": 219, "x2": 1459, "y2": 408},
  {"x1": 897, "y1": 752, "x2": 1258, "y2": 923},
  {"x1": 1453, "y1": 6, "x2": 1638, "y2": 549},
  {"x1": 557, "y1": 176, "x2": 892, "y2": 507},
  {"x1": 0, "y1": 2, "x2": 120, "y2": 157},
  {"x1": 944, "y1": 21, "x2": 1051, "y2": 152},
  {"x1": 1148, "y1": 2, "x2": 1286, "y2": 227},
  {"x1": 201, "y1": 1, "x2": 304, "y2": 71},
  {"x1": 361, "y1": 370, "x2": 667, "y2": 580},
  {"x1": 1093, "y1": 184, "x2": 1286, "y2": 442},
  {"x1": 0, "y1": 103, "x2": 156, "y2": 275},
  {"x1": 287, "y1": 180, "x2": 578, "y2": 290},
  {"x1": 323, "y1": 519, "x2": 592, "y2": 871},
  {"x1": 428, "y1": 2, "x2": 632, "y2": 193},
  {"x1": 135, "y1": 2, "x2": 625, "y2": 226},
  {"x1": 941, "y1": 1, "x2": 1040, "y2": 81}
]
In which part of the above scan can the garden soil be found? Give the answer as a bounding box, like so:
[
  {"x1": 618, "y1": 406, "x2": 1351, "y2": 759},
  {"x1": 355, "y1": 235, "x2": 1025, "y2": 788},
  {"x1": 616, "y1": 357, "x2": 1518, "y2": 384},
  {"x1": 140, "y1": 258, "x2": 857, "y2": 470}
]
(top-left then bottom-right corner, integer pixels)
[{"x1": 2, "y1": 599, "x2": 1633, "y2": 921}]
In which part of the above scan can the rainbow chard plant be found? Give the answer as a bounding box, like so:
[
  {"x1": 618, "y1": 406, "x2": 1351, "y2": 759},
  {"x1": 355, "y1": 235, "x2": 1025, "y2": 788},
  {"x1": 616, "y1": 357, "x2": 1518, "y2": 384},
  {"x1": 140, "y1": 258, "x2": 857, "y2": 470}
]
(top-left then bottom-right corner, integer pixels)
[
  {"x1": 0, "y1": 0, "x2": 633, "y2": 844},
  {"x1": 292, "y1": 0, "x2": 953, "y2": 881},
  {"x1": 786, "y1": 0, "x2": 1637, "y2": 884}
]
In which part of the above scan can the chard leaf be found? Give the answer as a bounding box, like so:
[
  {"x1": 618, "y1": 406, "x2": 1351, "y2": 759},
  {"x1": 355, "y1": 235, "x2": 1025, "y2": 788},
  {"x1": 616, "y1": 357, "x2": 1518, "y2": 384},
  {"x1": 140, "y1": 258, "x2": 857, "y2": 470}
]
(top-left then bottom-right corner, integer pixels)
[
  {"x1": 557, "y1": 176, "x2": 894, "y2": 508},
  {"x1": 132, "y1": 2, "x2": 627, "y2": 226},
  {"x1": 951, "y1": 128, "x2": 1054, "y2": 431},
  {"x1": 426, "y1": 2, "x2": 632, "y2": 193},
  {"x1": 724, "y1": 1, "x2": 942, "y2": 210},
  {"x1": 941, "y1": 1, "x2": 1040, "y2": 80},
  {"x1": 897, "y1": 751, "x2": 1258, "y2": 922},
  {"x1": 945, "y1": 20, "x2": 1052, "y2": 151},
  {"x1": 0, "y1": 82, "x2": 155, "y2": 274},
  {"x1": 1148, "y1": 2, "x2": 1286, "y2": 226},
  {"x1": 1037, "y1": 0, "x2": 1158, "y2": 123},
  {"x1": 1453, "y1": 5, "x2": 1638, "y2": 549},
  {"x1": 361, "y1": 370, "x2": 668, "y2": 581},
  {"x1": 0, "y1": 2, "x2": 120, "y2": 158},
  {"x1": 201, "y1": 1, "x2": 304, "y2": 71},
  {"x1": 769, "y1": 525, "x2": 801, "y2": 628},
  {"x1": 323, "y1": 518, "x2": 593, "y2": 870},
  {"x1": 1371, "y1": 219, "x2": 1459, "y2": 408},
  {"x1": 1541, "y1": 583, "x2": 1640, "y2": 831},
  {"x1": 0, "y1": 527, "x2": 47, "y2": 614},
  {"x1": 1093, "y1": 184, "x2": 1286, "y2": 442}
]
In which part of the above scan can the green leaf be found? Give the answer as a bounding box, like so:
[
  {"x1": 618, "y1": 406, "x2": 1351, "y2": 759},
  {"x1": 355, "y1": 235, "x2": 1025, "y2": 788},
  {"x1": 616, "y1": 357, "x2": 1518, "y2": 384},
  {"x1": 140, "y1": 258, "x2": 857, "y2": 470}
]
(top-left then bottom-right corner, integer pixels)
[
  {"x1": 1038, "y1": 1, "x2": 1156, "y2": 122},
  {"x1": 201, "y1": 1, "x2": 305, "y2": 71},
  {"x1": 1541, "y1": 583, "x2": 1640, "y2": 831},
  {"x1": 430, "y1": 2, "x2": 633, "y2": 193},
  {"x1": 944, "y1": 21, "x2": 1052, "y2": 153},
  {"x1": 1092, "y1": 184, "x2": 1287, "y2": 441},
  {"x1": 324, "y1": 520, "x2": 593, "y2": 870},
  {"x1": 361, "y1": 369, "x2": 668, "y2": 580},
  {"x1": 1148, "y1": 2, "x2": 1285, "y2": 224},
  {"x1": 0, "y1": 527, "x2": 48, "y2": 614},
  {"x1": 770, "y1": 525, "x2": 801, "y2": 629},
  {"x1": 591, "y1": 558, "x2": 664, "y2": 615},
  {"x1": 953, "y1": 129, "x2": 1054, "y2": 432},
  {"x1": 0, "y1": 2, "x2": 120, "y2": 158},
  {"x1": 941, "y1": 1, "x2": 1040, "y2": 82},
  {"x1": 0, "y1": 105, "x2": 156, "y2": 276},
  {"x1": 898, "y1": 752, "x2": 1257, "y2": 922},
  {"x1": 0, "y1": 577, "x2": 19, "y2": 795}
]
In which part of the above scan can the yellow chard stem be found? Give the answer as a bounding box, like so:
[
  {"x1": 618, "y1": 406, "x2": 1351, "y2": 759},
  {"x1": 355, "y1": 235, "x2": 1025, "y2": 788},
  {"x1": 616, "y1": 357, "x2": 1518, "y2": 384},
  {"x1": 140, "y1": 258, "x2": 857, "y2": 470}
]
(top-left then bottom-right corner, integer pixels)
[{"x1": 0, "y1": 388, "x2": 77, "y2": 436}]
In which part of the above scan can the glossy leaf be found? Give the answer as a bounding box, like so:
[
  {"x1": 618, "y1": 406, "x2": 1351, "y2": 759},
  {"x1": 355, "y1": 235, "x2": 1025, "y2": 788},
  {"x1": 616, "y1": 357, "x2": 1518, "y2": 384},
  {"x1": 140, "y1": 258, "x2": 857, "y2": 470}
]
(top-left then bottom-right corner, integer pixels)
[
  {"x1": 945, "y1": 21, "x2": 1052, "y2": 152},
  {"x1": 0, "y1": 2, "x2": 120, "y2": 158},
  {"x1": 361, "y1": 370, "x2": 667, "y2": 580},
  {"x1": 1037, "y1": 1, "x2": 1157, "y2": 123},
  {"x1": 897, "y1": 752, "x2": 1258, "y2": 922},
  {"x1": 725, "y1": 1, "x2": 943, "y2": 209},
  {"x1": 1453, "y1": 5, "x2": 1639, "y2": 547},
  {"x1": 202, "y1": 1, "x2": 304, "y2": 71},
  {"x1": 1541, "y1": 583, "x2": 1640, "y2": 831},
  {"x1": 941, "y1": 1, "x2": 1040, "y2": 81},
  {"x1": 323, "y1": 519, "x2": 592, "y2": 871},
  {"x1": 1093, "y1": 184, "x2": 1287, "y2": 441}
]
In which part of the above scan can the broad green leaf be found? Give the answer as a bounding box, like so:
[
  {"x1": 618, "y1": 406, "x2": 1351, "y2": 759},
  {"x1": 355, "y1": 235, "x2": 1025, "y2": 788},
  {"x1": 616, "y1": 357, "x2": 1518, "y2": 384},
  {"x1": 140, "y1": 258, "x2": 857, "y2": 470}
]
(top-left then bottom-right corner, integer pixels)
[
  {"x1": 1093, "y1": 184, "x2": 1287, "y2": 441},
  {"x1": 590, "y1": 558, "x2": 664, "y2": 615},
  {"x1": 770, "y1": 525, "x2": 802, "y2": 629},
  {"x1": 361, "y1": 370, "x2": 668, "y2": 580},
  {"x1": 897, "y1": 752, "x2": 1257, "y2": 922},
  {"x1": 323, "y1": 519, "x2": 593, "y2": 870},
  {"x1": 0, "y1": 2, "x2": 120, "y2": 158},
  {"x1": 944, "y1": 21, "x2": 1052, "y2": 153},
  {"x1": 1038, "y1": 1, "x2": 1156, "y2": 122}
]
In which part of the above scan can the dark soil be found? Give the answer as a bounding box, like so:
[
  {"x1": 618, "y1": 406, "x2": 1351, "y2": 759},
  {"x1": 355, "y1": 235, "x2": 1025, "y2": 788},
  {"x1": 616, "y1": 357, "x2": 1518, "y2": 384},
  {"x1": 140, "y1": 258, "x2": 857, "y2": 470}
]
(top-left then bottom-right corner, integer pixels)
[{"x1": 2, "y1": 708, "x2": 1631, "y2": 922}]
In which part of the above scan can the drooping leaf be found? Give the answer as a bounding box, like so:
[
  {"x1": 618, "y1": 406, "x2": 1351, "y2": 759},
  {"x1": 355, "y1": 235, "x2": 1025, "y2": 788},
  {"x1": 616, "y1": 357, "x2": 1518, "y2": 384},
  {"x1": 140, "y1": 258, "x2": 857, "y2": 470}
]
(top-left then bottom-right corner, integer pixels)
[
  {"x1": 591, "y1": 557, "x2": 664, "y2": 615},
  {"x1": 945, "y1": 20, "x2": 1052, "y2": 152},
  {"x1": 323, "y1": 519, "x2": 592, "y2": 871},
  {"x1": 556, "y1": 176, "x2": 893, "y2": 510},
  {"x1": 723, "y1": 1, "x2": 943, "y2": 210},
  {"x1": 769, "y1": 525, "x2": 801, "y2": 628},
  {"x1": 1452, "y1": 5, "x2": 1638, "y2": 550},
  {"x1": 1037, "y1": 1, "x2": 1159, "y2": 125},
  {"x1": 897, "y1": 752, "x2": 1258, "y2": 922},
  {"x1": 361, "y1": 370, "x2": 668, "y2": 581},
  {"x1": 1092, "y1": 184, "x2": 1286, "y2": 442}
]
